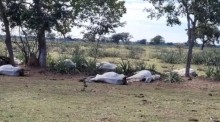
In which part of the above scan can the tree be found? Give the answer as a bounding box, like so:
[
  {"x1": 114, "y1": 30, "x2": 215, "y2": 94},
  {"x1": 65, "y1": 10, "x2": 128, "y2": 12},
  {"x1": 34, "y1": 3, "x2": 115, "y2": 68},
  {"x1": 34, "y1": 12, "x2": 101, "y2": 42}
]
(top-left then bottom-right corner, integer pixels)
[
  {"x1": 81, "y1": 0, "x2": 126, "y2": 59},
  {"x1": 0, "y1": 0, "x2": 15, "y2": 65},
  {"x1": 150, "y1": 35, "x2": 165, "y2": 45},
  {"x1": 196, "y1": 23, "x2": 220, "y2": 50},
  {"x1": 110, "y1": 32, "x2": 132, "y2": 44},
  {"x1": 136, "y1": 39, "x2": 147, "y2": 45},
  {"x1": 145, "y1": 0, "x2": 220, "y2": 77}
]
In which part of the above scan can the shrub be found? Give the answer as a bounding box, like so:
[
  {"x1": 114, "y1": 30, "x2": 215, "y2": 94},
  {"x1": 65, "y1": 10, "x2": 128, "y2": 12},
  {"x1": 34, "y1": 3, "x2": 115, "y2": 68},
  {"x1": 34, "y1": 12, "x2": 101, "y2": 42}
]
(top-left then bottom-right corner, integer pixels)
[
  {"x1": 84, "y1": 59, "x2": 98, "y2": 75},
  {"x1": 126, "y1": 45, "x2": 144, "y2": 59},
  {"x1": 71, "y1": 45, "x2": 87, "y2": 72},
  {"x1": 164, "y1": 72, "x2": 182, "y2": 83},
  {"x1": 99, "y1": 49, "x2": 120, "y2": 58},
  {"x1": 164, "y1": 65, "x2": 182, "y2": 83},
  {"x1": 116, "y1": 59, "x2": 134, "y2": 75},
  {"x1": 133, "y1": 60, "x2": 147, "y2": 71},
  {"x1": 49, "y1": 58, "x2": 76, "y2": 74},
  {"x1": 147, "y1": 64, "x2": 156, "y2": 74},
  {"x1": 153, "y1": 49, "x2": 184, "y2": 64},
  {"x1": 191, "y1": 52, "x2": 206, "y2": 65}
]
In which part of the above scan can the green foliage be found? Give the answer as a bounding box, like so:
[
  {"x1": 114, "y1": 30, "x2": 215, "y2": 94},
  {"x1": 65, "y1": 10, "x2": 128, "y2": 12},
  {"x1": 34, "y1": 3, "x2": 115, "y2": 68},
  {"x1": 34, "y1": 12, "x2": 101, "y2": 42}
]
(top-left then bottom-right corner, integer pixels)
[
  {"x1": 206, "y1": 66, "x2": 220, "y2": 81},
  {"x1": 154, "y1": 49, "x2": 184, "y2": 64},
  {"x1": 116, "y1": 59, "x2": 134, "y2": 75},
  {"x1": 71, "y1": 45, "x2": 87, "y2": 72},
  {"x1": 49, "y1": 58, "x2": 76, "y2": 74},
  {"x1": 110, "y1": 32, "x2": 132, "y2": 44},
  {"x1": 191, "y1": 52, "x2": 206, "y2": 65},
  {"x1": 205, "y1": 51, "x2": 220, "y2": 80},
  {"x1": 136, "y1": 39, "x2": 147, "y2": 45},
  {"x1": 126, "y1": 45, "x2": 144, "y2": 59},
  {"x1": 84, "y1": 59, "x2": 98, "y2": 75},
  {"x1": 164, "y1": 72, "x2": 182, "y2": 83},
  {"x1": 98, "y1": 49, "x2": 120, "y2": 58},
  {"x1": 164, "y1": 66, "x2": 182, "y2": 83},
  {"x1": 150, "y1": 35, "x2": 165, "y2": 45},
  {"x1": 133, "y1": 60, "x2": 147, "y2": 71},
  {"x1": 147, "y1": 64, "x2": 156, "y2": 74}
]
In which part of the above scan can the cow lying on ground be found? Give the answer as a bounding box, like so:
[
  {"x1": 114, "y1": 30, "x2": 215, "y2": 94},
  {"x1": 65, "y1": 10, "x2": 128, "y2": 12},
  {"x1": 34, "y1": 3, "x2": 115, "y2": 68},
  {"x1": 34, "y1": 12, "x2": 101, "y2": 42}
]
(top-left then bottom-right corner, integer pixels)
[
  {"x1": 126, "y1": 70, "x2": 161, "y2": 83},
  {"x1": 0, "y1": 64, "x2": 24, "y2": 76},
  {"x1": 173, "y1": 68, "x2": 197, "y2": 77},
  {"x1": 85, "y1": 72, "x2": 127, "y2": 85},
  {"x1": 96, "y1": 62, "x2": 117, "y2": 71}
]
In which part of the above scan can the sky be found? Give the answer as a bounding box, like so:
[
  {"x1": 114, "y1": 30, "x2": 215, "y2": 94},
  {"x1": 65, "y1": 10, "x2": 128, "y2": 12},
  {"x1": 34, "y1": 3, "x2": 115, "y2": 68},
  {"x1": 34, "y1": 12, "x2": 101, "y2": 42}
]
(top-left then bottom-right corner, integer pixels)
[
  {"x1": 114, "y1": 0, "x2": 188, "y2": 43},
  {"x1": 68, "y1": 0, "x2": 189, "y2": 43}
]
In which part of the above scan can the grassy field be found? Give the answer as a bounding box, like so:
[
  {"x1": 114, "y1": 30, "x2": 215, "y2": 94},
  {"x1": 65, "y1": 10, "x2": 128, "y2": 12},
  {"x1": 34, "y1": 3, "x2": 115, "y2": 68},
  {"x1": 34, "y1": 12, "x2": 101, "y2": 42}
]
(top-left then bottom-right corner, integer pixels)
[
  {"x1": 1, "y1": 71, "x2": 220, "y2": 122},
  {"x1": 1, "y1": 42, "x2": 220, "y2": 121}
]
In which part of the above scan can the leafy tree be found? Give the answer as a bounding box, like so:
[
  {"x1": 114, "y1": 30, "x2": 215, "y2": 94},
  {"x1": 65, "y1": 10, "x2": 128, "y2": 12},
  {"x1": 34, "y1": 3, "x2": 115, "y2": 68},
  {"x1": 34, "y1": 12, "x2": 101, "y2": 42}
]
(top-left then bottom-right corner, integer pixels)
[
  {"x1": 136, "y1": 39, "x2": 147, "y2": 45},
  {"x1": 81, "y1": 0, "x2": 126, "y2": 59},
  {"x1": 6, "y1": 0, "x2": 125, "y2": 68},
  {"x1": 145, "y1": 0, "x2": 220, "y2": 77},
  {"x1": 150, "y1": 35, "x2": 165, "y2": 45},
  {"x1": 196, "y1": 23, "x2": 220, "y2": 50},
  {"x1": 111, "y1": 32, "x2": 132, "y2": 44}
]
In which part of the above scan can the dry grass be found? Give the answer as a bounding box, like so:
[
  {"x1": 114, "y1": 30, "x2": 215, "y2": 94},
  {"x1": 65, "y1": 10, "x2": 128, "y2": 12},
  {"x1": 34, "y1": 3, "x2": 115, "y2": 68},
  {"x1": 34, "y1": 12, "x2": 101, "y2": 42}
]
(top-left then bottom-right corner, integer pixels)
[{"x1": 1, "y1": 69, "x2": 220, "y2": 122}]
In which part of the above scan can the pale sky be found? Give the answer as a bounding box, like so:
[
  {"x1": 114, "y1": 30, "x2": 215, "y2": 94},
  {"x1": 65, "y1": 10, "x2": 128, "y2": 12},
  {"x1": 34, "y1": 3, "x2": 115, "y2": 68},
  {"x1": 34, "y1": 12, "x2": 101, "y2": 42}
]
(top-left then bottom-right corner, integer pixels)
[
  {"x1": 115, "y1": 0, "x2": 188, "y2": 43},
  {"x1": 69, "y1": 0, "x2": 189, "y2": 43}
]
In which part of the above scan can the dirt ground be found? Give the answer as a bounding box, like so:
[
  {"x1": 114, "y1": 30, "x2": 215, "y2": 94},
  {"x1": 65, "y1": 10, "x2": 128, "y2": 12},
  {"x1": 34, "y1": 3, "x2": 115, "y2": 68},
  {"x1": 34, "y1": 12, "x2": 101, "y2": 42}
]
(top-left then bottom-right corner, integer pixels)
[{"x1": 22, "y1": 67, "x2": 220, "y2": 90}]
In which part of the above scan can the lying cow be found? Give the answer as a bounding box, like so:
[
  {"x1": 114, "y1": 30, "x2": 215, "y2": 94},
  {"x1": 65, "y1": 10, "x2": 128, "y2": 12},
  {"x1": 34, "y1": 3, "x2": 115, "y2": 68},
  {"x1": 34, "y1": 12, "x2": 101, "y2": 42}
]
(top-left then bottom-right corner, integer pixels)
[
  {"x1": 127, "y1": 70, "x2": 160, "y2": 83},
  {"x1": 0, "y1": 64, "x2": 24, "y2": 76},
  {"x1": 173, "y1": 68, "x2": 197, "y2": 77},
  {"x1": 96, "y1": 62, "x2": 117, "y2": 71},
  {"x1": 85, "y1": 72, "x2": 127, "y2": 85}
]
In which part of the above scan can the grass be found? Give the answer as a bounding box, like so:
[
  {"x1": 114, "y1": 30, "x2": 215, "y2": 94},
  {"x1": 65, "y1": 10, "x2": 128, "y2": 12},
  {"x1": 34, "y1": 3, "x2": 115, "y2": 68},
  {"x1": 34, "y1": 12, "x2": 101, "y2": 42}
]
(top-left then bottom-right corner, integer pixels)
[
  {"x1": 1, "y1": 41, "x2": 220, "y2": 121},
  {"x1": 1, "y1": 74, "x2": 220, "y2": 122}
]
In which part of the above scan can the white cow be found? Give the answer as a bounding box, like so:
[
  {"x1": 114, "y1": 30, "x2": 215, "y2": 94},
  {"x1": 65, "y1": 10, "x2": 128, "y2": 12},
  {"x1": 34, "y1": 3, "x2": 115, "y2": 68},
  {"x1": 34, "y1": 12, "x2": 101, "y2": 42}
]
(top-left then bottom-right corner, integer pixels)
[
  {"x1": 173, "y1": 68, "x2": 197, "y2": 77},
  {"x1": 87, "y1": 72, "x2": 127, "y2": 85},
  {"x1": 63, "y1": 59, "x2": 76, "y2": 68},
  {"x1": 96, "y1": 62, "x2": 117, "y2": 71},
  {"x1": 0, "y1": 64, "x2": 24, "y2": 76},
  {"x1": 127, "y1": 70, "x2": 160, "y2": 83}
]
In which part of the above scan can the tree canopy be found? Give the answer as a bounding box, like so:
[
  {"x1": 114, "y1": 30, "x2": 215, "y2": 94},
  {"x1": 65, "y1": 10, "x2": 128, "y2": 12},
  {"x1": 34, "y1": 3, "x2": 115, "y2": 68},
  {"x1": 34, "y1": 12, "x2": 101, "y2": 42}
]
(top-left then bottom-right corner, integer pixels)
[{"x1": 150, "y1": 35, "x2": 165, "y2": 45}]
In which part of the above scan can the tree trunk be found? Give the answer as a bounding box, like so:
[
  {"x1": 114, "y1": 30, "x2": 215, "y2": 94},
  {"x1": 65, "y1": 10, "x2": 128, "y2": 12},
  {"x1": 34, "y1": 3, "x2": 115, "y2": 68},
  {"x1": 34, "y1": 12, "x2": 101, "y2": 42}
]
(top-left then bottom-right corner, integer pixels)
[
  {"x1": 0, "y1": 0, "x2": 14, "y2": 65},
  {"x1": 37, "y1": 29, "x2": 47, "y2": 68},
  {"x1": 201, "y1": 41, "x2": 206, "y2": 50}
]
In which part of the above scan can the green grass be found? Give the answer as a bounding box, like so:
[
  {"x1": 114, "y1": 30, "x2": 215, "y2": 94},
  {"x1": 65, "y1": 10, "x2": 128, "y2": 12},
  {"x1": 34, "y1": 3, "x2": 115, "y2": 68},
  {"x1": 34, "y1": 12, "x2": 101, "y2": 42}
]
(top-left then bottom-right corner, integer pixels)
[{"x1": 0, "y1": 76, "x2": 220, "y2": 122}]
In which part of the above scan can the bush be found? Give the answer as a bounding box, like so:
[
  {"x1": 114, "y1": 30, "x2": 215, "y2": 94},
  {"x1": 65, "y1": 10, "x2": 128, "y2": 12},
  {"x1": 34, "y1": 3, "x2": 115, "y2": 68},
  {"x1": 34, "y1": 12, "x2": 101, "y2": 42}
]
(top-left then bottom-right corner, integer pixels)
[
  {"x1": 191, "y1": 52, "x2": 206, "y2": 65},
  {"x1": 71, "y1": 45, "x2": 87, "y2": 72},
  {"x1": 133, "y1": 60, "x2": 147, "y2": 71},
  {"x1": 49, "y1": 58, "x2": 76, "y2": 74},
  {"x1": 84, "y1": 59, "x2": 98, "y2": 75},
  {"x1": 126, "y1": 46, "x2": 144, "y2": 59},
  {"x1": 164, "y1": 65, "x2": 182, "y2": 83},
  {"x1": 116, "y1": 59, "x2": 134, "y2": 75},
  {"x1": 164, "y1": 72, "x2": 182, "y2": 83},
  {"x1": 99, "y1": 49, "x2": 120, "y2": 58},
  {"x1": 154, "y1": 49, "x2": 184, "y2": 64}
]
